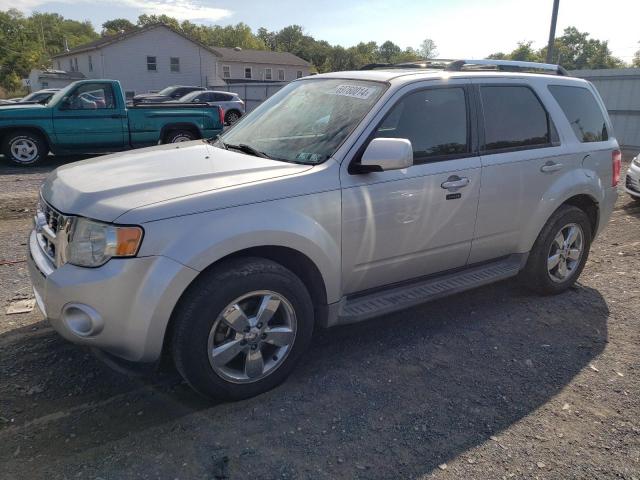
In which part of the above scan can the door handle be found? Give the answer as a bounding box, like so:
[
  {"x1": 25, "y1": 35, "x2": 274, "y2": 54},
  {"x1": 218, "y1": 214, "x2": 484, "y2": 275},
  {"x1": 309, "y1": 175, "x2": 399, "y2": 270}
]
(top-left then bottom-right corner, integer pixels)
[
  {"x1": 540, "y1": 161, "x2": 563, "y2": 173},
  {"x1": 441, "y1": 176, "x2": 470, "y2": 189}
]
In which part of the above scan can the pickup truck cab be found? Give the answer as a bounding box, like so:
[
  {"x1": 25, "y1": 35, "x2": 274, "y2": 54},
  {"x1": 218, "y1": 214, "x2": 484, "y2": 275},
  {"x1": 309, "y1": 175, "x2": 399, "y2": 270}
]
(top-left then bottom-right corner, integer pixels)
[
  {"x1": 0, "y1": 80, "x2": 224, "y2": 166},
  {"x1": 28, "y1": 60, "x2": 619, "y2": 400}
]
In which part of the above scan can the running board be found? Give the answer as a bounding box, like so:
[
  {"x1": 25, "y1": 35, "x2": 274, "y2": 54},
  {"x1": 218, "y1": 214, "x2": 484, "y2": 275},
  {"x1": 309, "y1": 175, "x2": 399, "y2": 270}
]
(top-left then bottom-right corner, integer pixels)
[{"x1": 332, "y1": 254, "x2": 527, "y2": 326}]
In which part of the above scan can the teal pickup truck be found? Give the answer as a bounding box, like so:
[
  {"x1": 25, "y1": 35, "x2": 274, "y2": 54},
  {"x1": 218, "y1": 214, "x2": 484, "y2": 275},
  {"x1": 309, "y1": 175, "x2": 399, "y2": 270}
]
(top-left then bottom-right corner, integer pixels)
[{"x1": 0, "y1": 79, "x2": 224, "y2": 166}]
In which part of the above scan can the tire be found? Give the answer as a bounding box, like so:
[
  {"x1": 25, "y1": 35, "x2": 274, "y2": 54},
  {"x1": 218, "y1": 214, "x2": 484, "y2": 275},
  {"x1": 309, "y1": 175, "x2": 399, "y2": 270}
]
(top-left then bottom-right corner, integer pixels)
[
  {"x1": 629, "y1": 194, "x2": 640, "y2": 204},
  {"x1": 224, "y1": 110, "x2": 241, "y2": 125},
  {"x1": 171, "y1": 257, "x2": 314, "y2": 401},
  {"x1": 165, "y1": 129, "x2": 197, "y2": 143},
  {"x1": 2, "y1": 130, "x2": 47, "y2": 166},
  {"x1": 520, "y1": 205, "x2": 592, "y2": 295}
]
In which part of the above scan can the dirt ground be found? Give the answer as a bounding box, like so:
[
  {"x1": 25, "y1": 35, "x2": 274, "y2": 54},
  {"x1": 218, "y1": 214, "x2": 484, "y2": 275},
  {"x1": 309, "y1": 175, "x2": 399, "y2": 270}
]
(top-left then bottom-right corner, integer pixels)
[{"x1": 0, "y1": 154, "x2": 638, "y2": 480}]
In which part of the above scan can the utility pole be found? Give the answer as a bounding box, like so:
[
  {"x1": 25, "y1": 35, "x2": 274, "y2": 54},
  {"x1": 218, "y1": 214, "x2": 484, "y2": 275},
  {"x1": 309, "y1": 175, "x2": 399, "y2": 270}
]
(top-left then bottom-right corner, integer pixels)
[{"x1": 546, "y1": 0, "x2": 560, "y2": 63}]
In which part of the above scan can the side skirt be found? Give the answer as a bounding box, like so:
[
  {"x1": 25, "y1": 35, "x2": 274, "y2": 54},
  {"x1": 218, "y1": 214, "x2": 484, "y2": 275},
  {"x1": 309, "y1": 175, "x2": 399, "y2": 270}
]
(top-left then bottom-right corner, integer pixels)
[{"x1": 325, "y1": 253, "x2": 528, "y2": 327}]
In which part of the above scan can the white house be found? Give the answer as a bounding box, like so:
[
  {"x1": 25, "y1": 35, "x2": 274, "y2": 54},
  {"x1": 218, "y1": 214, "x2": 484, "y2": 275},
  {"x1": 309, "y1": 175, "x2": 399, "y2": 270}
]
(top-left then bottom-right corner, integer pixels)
[{"x1": 49, "y1": 24, "x2": 312, "y2": 98}]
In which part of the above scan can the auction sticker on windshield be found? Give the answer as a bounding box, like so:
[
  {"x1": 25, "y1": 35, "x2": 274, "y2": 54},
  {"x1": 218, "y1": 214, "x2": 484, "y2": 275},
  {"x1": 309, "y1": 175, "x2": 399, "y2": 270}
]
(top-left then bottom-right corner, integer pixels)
[{"x1": 335, "y1": 84, "x2": 377, "y2": 99}]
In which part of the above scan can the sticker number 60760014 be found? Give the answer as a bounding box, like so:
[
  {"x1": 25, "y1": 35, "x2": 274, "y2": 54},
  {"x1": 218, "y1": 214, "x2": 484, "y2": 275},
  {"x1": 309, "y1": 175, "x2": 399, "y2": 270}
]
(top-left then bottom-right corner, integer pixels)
[{"x1": 335, "y1": 85, "x2": 376, "y2": 99}]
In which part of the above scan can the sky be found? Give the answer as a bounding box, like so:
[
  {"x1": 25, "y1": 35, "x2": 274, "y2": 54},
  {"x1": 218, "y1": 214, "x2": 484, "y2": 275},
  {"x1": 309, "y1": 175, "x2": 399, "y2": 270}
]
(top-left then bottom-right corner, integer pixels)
[{"x1": 7, "y1": 0, "x2": 640, "y2": 62}]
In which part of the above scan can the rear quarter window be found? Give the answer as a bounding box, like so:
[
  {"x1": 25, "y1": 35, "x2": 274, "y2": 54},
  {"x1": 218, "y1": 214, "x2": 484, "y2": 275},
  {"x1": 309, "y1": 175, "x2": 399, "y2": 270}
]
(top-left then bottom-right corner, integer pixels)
[{"x1": 548, "y1": 85, "x2": 608, "y2": 142}]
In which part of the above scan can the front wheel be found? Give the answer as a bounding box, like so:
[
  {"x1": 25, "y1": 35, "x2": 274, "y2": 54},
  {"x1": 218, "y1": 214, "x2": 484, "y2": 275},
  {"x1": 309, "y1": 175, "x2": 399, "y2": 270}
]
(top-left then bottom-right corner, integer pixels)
[
  {"x1": 171, "y1": 258, "x2": 314, "y2": 400},
  {"x1": 2, "y1": 131, "x2": 48, "y2": 166},
  {"x1": 520, "y1": 205, "x2": 592, "y2": 295}
]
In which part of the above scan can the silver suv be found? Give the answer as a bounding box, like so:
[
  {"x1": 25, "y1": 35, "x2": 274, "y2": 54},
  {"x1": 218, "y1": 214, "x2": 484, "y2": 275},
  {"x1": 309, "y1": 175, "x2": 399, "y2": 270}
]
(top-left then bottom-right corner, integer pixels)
[{"x1": 28, "y1": 60, "x2": 620, "y2": 400}]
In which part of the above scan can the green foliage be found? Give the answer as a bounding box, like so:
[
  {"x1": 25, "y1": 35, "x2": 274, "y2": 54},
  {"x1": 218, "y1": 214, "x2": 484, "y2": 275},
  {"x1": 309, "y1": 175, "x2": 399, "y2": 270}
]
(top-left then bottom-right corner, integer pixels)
[
  {"x1": 489, "y1": 27, "x2": 625, "y2": 70},
  {"x1": 419, "y1": 39, "x2": 438, "y2": 59},
  {"x1": 632, "y1": 42, "x2": 640, "y2": 68},
  {"x1": 0, "y1": 9, "x2": 97, "y2": 90},
  {"x1": 101, "y1": 18, "x2": 135, "y2": 36},
  {"x1": 0, "y1": 8, "x2": 430, "y2": 92}
]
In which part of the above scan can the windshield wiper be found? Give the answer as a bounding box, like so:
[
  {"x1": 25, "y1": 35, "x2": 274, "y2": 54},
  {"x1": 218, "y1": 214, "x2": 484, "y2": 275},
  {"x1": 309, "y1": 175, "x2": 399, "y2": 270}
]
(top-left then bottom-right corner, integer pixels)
[{"x1": 225, "y1": 143, "x2": 272, "y2": 159}]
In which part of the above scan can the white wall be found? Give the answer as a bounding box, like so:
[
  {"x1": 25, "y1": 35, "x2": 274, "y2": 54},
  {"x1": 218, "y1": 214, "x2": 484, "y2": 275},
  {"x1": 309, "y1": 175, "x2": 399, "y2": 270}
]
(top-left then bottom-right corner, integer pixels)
[
  {"x1": 219, "y1": 62, "x2": 309, "y2": 83},
  {"x1": 54, "y1": 26, "x2": 218, "y2": 95}
]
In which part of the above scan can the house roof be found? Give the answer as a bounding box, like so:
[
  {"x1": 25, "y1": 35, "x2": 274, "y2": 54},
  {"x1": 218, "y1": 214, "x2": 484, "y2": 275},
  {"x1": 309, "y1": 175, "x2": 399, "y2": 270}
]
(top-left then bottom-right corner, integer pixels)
[
  {"x1": 51, "y1": 23, "x2": 216, "y2": 58},
  {"x1": 51, "y1": 23, "x2": 311, "y2": 67},
  {"x1": 211, "y1": 47, "x2": 310, "y2": 67}
]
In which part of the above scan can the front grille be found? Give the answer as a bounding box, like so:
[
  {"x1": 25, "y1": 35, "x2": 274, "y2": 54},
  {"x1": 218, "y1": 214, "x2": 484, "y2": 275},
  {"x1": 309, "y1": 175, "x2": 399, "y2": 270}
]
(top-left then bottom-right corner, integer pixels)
[
  {"x1": 627, "y1": 174, "x2": 640, "y2": 193},
  {"x1": 34, "y1": 199, "x2": 71, "y2": 270}
]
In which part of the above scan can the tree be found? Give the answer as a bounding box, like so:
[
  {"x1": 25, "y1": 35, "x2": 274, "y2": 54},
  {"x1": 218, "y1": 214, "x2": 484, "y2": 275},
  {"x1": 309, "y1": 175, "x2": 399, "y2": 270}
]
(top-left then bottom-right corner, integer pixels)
[
  {"x1": 633, "y1": 42, "x2": 640, "y2": 68},
  {"x1": 487, "y1": 27, "x2": 624, "y2": 70},
  {"x1": 378, "y1": 41, "x2": 401, "y2": 63},
  {"x1": 101, "y1": 18, "x2": 135, "y2": 36},
  {"x1": 418, "y1": 38, "x2": 438, "y2": 59}
]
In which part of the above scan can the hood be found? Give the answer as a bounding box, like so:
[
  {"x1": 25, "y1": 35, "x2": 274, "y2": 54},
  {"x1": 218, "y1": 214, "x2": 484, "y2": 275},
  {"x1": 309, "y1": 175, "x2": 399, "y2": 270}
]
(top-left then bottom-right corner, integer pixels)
[
  {"x1": 41, "y1": 141, "x2": 314, "y2": 223},
  {"x1": 0, "y1": 103, "x2": 49, "y2": 115}
]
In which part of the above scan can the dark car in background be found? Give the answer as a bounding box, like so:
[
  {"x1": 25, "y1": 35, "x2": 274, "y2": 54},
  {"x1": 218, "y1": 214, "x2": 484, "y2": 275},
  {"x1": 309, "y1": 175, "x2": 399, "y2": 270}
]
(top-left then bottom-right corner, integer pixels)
[
  {"x1": 132, "y1": 85, "x2": 205, "y2": 105},
  {"x1": 17, "y1": 89, "x2": 60, "y2": 105},
  {"x1": 172, "y1": 90, "x2": 245, "y2": 124}
]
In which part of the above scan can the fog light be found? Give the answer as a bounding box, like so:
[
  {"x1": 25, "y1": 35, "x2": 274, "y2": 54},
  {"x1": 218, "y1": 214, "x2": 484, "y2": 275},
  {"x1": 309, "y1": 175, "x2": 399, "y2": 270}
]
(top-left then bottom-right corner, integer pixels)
[{"x1": 62, "y1": 303, "x2": 103, "y2": 337}]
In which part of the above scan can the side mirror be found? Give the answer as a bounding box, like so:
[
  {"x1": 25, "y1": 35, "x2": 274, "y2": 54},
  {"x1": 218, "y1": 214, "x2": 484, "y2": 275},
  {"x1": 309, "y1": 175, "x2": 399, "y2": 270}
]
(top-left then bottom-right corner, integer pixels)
[
  {"x1": 59, "y1": 96, "x2": 71, "y2": 110},
  {"x1": 355, "y1": 137, "x2": 413, "y2": 173}
]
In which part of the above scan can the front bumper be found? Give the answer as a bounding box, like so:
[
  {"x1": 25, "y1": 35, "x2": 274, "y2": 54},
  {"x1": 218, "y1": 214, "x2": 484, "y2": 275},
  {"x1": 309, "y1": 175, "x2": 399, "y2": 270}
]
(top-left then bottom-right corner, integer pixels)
[
  {"x1": 625, "y1": 161, "x2": 640, "y2": 198},
  {"x1": 27, "y1": 230, "x2": 198, "y2": 362}
]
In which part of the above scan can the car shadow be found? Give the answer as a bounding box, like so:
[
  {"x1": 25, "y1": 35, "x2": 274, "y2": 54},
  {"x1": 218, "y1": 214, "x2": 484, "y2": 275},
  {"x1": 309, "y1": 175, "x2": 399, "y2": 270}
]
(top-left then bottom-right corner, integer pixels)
[{"x1": 0, "y1": 279, "x2": 608, "y2": 478}]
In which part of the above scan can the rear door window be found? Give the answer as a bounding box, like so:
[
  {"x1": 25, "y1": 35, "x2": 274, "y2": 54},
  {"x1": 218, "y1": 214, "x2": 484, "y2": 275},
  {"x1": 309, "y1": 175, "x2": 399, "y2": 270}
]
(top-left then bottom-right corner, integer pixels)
[
  {"x1": 548, "y1": 85, "x2": 608, "y2": 142},
  {"x1": 373, "y1": 87, "x2": 469, "y2": 162},
  {"x1": 480, "y1": 85, "x2": 551, "y2": 152}
]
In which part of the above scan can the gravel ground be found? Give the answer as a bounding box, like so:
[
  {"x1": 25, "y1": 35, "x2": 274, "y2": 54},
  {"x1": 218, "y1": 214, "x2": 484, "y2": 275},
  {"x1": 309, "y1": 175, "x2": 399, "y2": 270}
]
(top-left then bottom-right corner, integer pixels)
[{"x1": 0, "y1": 155, "x2": 638, "y2": 480}]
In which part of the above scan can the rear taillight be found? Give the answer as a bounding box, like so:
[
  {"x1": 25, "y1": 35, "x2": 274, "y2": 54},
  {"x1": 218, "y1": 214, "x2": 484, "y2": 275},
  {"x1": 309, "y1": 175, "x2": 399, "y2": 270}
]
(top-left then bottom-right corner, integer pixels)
[
  {"x1": 612, "y1": 149, "x2": 622, "y2": 187},
  {"x1": 219, "y1": 107, "x2": 224, "y2": 125}
]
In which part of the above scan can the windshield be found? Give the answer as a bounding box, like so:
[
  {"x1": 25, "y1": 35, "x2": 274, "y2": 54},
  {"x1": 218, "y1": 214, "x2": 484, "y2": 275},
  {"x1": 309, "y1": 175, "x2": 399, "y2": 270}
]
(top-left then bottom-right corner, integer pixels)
[
  {"x1": 158, "y1": 86, "x2": 177, "y2": 96},
  {"x1": 219, "y1": 79, "x2": 386, "y2": 164}
]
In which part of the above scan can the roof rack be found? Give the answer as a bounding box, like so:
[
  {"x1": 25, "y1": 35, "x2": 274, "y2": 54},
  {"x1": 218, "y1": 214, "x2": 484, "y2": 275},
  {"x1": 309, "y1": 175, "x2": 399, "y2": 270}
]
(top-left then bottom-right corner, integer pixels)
[{"x1": 360, "y1": 59, "x2": 569, "y2": 76}]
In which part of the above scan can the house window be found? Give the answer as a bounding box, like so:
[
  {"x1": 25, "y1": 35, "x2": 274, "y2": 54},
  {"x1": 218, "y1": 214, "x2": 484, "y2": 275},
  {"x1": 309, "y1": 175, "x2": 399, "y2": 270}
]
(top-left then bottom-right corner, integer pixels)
[
  {"x1": 296, "y1": 70, "x2": 303, "y2": 79},
  {"x1": 265, "y1": 68, "x2": 272, "y2": 80},
  {"x1": 68, "y1": 59, "x2": 73, "y2": 71},
  {"x1": 222, "y1": 65, "x2": 230, "y2": 78},
  {"x1": 277, "y1": 69, "x2": 285, "y2": 81},
  {"x1": 42, "y1": 82, "x2": 49, "y2": 88},
  {"x1": 56, "y1": 61, "x2": 61, "y2": 70},
  {"x1": 147, "y1": 56, "x2": 157, "y2": 71},
  {"x1": 244, "y1": 67, "x2": 252, "y2": 79},
  {"x1": 74, "y1": 58, "x2": 78, "y2": 72},
  {"x1": 88, "y1": 55, "x2": 93, "y2": 72},
  {"x1": 170, "y1": 57, "x2": 180, "y2": 72}
]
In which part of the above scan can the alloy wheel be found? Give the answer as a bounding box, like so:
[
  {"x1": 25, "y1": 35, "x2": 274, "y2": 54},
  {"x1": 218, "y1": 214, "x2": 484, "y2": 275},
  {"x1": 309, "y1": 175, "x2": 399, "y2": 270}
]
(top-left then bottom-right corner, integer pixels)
[
  {"x1": 207, "y1": 290, "x2": 297, "y2": 383},
  {"x1": 10, "y1": 138, "x2": 38, "y2": 163},
  {"x1": 547, "y1": 223, "x2": 584, "y2": 283}
]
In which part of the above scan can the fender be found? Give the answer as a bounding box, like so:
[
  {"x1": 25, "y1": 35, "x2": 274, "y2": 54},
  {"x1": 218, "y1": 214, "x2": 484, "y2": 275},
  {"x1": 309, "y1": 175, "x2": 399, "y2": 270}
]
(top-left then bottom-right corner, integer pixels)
[
  {"x1": 0, "y1": 125, "x2": 58, "y2": 154},
  {"x1": 137, "y1": 191, "x2": 343, "y2": 303},
  {"x1": 516, "y1": 167, "x2": 604, "y2": 253},
  {"x1": 158, "y1": 122, "x2": 202, "y2": 141}
]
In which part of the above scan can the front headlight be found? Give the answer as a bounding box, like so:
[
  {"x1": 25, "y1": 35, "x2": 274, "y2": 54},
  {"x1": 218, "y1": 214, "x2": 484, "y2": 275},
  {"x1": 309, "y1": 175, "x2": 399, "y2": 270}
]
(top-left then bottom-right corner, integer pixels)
[
  {"x1": 66, "y1": 217, "x2": 143, "y2": 267},
  {"x1": 633, "y1": 156, "x2": 640, "y2": 167}
]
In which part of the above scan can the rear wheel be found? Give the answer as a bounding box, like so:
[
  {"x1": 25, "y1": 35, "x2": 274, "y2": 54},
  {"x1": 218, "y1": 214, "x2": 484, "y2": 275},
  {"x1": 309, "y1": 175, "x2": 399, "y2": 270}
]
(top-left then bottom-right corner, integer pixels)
[
  {"x1": 225, "y1": 110, "x2": 241, "y2": 125},
  {"x1": 2, "y1": 130, "x2": 47, "y2": 166},
  {"x1": 165, "y1": 129, "x2": 198, "y2": 143},
  {"x1": 520, "y1": 205, "x2": 592, "y2": 295},
  {"x1": 171, "y1": 257, "x2": 314, "y2": 400}
]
